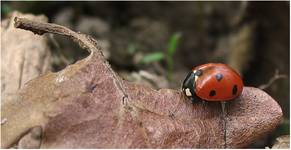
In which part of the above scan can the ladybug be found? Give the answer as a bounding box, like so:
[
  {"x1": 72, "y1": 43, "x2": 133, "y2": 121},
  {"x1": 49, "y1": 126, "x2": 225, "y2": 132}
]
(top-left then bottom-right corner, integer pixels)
[{"x1": 182, "y1": 63, "x2": 243, "y2": 103}]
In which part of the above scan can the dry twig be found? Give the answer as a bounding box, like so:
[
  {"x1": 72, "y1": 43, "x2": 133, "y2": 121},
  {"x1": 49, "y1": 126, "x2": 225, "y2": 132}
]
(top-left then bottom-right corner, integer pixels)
[{"x1": 259, "y1": 69, "x2": 288, "y2": 90}]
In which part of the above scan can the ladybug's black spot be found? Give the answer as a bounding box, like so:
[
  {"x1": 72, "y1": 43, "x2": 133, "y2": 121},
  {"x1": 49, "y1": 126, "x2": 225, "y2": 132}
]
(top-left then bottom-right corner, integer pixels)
[
  {"x1": 195, "y1": 69, "x2": 203, "y2": 76},
  {"x1": 209, "y1": 90, "x2": 216, "y2": 97},
  {"x1": 215, "y1": 73, "x2": 223, "y2": 81},
  {"x1": 232, "y1": 85, "x2": 238, "y2": 95}
]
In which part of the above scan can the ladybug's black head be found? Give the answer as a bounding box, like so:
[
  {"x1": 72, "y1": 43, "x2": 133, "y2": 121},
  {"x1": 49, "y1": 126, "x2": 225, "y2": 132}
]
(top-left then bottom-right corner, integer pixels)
[{"x1": 182, "y1": 69, "x2": 203, "y2": 97}]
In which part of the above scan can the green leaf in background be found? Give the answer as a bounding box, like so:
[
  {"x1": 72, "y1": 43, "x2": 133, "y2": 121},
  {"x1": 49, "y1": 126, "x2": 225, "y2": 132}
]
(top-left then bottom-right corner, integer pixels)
[
  {"x1": 167, "y1": 32, "x2": 182, "y2": 56},
  {"x1": 127, "y1": 43, "x2": 137, "y2": 54},
  {"x1": 1, "y1": 4, "x2": 12, "y2": 15},
  {"x1": 140, "y1": 52, "x2": 165, "y2": 64}
]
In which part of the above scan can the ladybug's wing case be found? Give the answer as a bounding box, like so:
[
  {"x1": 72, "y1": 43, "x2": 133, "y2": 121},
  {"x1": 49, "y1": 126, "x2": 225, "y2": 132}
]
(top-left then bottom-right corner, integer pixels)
[{"x1": 194, "y1": 64, "x2": 243, "y2": 101}]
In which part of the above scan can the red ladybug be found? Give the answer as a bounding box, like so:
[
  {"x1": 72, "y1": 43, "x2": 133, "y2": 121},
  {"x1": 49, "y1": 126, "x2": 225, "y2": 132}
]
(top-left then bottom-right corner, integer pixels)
[{"x1": 182, "y1": 63, "x2": 243, "y2": 102}]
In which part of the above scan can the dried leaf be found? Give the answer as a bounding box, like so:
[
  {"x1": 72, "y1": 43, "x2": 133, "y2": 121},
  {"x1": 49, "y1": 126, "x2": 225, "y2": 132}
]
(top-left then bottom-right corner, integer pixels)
[
  {"x1": 18, "y1": 126, "x2": 42, "y2": 149},
  {"x1": 1, "y1": 12, "x2": 51, "y2": 101},
  {"x1": 1, "y1": 17, "x2": 283, "y2": 149}
]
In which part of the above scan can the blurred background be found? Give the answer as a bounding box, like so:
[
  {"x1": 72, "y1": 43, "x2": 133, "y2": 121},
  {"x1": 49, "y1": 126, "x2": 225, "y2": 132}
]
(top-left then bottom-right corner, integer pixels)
[{"x1": 1, "y1": 1, "x2": 289, "y2": 148}]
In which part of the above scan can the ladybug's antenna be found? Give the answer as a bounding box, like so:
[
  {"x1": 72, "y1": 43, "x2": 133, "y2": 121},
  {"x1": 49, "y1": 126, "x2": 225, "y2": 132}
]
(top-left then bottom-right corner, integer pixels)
[{"x1": 221, "y1": 101, "x2": 227, "y2": 148}]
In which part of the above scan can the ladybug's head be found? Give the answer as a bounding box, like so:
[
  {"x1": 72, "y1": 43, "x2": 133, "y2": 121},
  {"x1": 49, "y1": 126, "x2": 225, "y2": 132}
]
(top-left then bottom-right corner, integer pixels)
[{"x1": 182, "y1": 69, "x2": 202, "y2": 97}]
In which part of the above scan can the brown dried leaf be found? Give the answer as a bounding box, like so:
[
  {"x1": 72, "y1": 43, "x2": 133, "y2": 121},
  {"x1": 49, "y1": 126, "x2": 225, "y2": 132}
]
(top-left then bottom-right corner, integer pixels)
[
  {"x1": 1, "y1": 17, "x2": 283, "y2": 148},
  {"x1": 1, "y1": 12, "x2": 51, "y2": 101},
  {"x1": 18, "y1": 126, "x2": 42, "y2": 149}
]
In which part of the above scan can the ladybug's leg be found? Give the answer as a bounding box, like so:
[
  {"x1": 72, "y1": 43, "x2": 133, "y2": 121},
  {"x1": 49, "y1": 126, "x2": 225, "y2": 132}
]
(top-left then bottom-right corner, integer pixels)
[
  {"x1": 190, "y1": 96, "x2": 200, "y2": 104},
  {"x1": 190, "y1": 92, "x2": 202, "y2": 104},
  {"x1": 201, "y1": 100, "x2": 208, "y2": 107}
]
